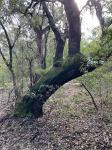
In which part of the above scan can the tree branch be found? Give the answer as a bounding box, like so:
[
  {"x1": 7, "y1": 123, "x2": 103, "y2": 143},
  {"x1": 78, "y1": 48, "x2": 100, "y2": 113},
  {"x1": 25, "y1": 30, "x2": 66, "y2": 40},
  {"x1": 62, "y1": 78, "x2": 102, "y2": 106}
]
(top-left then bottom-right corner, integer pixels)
[
  {"x1": 0, "y1": 21, "x2": 12, "y2": 50},
  {"x1": 42, "y1": 1, "x2": 62, "y2": 40},
  {"x1": 0, "y1": 21, "x2": 13, "y2": 68},
  {"x1": 80, "y1": 0, "x2": 91, "y2": 13},
  {"x1": 0, "y1": 48, "x2": 9, "y2": 68},
  {"x1": 42, "y1": 1, "x2": 65, "y2": 61},
  {"x1": 81, "y1": 83, "x2": 98, "y2": 111}
]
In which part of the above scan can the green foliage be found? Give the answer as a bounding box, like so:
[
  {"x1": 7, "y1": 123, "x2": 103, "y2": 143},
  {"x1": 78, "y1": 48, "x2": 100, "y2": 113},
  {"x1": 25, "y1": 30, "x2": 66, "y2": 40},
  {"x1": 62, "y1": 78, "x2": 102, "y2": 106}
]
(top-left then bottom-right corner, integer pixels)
[
  {"x1": 0, "y1": 60, "x2": 11, "y2": 87},
  {"x1": 14, "y1": 94, "x2": 36, "y2": 117},
  {"x1": 78, "y1": 57, "x2": 112, "y2": 99},
  {"x1": 9, "y1": 0, "x2": 25, "y2": 13},
  {"x1": 31, "y1": 15, "x2": 42, "y2": 28},
  {"x1": 81, "y1": 25, "x2": 112, "y2": 61},
  {"x1": 0, "y1": 0, "x2": 3, "y2": 8},
  {"x1": 82, "y1": 40, "x2": 99, "y2": 58}
]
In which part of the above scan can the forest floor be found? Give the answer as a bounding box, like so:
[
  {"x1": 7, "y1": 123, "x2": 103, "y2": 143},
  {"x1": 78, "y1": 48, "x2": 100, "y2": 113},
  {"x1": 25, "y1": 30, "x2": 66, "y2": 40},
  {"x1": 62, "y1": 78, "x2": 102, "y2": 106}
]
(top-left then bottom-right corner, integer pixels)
[{"x1": 0, "y1": 61, "x2": 112, "y2": 150}]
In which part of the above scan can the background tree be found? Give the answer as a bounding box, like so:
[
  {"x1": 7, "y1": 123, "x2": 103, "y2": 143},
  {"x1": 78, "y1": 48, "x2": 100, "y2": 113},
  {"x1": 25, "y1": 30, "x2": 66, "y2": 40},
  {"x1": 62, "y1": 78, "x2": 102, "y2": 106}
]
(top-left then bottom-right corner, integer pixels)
[{"x1": 0, "y1": 19, "x2": 21, "y2": 99}]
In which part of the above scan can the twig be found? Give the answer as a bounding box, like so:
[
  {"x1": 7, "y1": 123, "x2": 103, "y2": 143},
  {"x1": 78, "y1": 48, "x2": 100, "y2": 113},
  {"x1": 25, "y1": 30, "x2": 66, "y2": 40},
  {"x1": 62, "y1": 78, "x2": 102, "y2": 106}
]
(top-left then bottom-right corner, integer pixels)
[{"x1": 81, "y1": 83, "x2": 98, "y2": 111}]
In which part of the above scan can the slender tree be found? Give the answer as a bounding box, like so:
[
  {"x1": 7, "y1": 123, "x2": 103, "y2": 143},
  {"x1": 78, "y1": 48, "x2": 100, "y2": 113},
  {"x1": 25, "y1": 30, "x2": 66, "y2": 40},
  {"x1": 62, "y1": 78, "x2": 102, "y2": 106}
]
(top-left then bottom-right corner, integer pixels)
[{"x1": 0, "y1": 21, "x2": 21, "y2": 99}]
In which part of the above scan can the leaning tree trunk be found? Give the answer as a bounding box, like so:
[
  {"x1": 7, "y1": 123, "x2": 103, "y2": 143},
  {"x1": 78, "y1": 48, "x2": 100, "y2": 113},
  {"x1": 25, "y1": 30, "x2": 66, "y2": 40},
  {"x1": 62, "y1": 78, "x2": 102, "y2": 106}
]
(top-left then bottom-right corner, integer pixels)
[
  {"x1": 14, "y1": 0, "x2": 82, "y2": 118},
  {"x1": 14, "y1": 54, "x2": 84, "y2": 118}
]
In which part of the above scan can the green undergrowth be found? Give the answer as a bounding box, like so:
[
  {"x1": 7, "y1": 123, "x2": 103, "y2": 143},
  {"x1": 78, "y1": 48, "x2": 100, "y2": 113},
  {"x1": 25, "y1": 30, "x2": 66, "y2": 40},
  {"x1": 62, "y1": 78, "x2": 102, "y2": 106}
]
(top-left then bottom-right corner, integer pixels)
[
  {"x1": 14, "y1": 55, "x2": 112, "y2": 119},
  {"x1": 14, "y1": 53, "x2": 84, "y2": 117},
  {"x1": 78, "y1": 57, "x2": 112, "y2": 99},
  {"x1": 46, "y1": 57, "x2": 112, "y2": 119}
]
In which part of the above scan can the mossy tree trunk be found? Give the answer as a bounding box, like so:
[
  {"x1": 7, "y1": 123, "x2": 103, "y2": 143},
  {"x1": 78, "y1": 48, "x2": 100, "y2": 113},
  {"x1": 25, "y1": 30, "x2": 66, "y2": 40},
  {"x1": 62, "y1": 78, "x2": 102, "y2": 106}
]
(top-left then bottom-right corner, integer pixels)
[
  {"x1": 14, "y1": 54, "x2": 84, "y2": 118},
  {"x1": 14, "y1": 0, "x2": 82, "y2": 118}
]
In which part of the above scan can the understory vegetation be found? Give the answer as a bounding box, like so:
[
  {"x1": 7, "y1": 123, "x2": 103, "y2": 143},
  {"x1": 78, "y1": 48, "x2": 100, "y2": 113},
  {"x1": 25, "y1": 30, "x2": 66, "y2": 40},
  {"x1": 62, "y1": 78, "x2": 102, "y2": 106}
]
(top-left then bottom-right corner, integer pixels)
[
  {"x1": 0, "y1": 0, "x2": 112, "y2": 149},
  {"x1": 0, "y1": 57, "x2": 112, "y2": 149}
]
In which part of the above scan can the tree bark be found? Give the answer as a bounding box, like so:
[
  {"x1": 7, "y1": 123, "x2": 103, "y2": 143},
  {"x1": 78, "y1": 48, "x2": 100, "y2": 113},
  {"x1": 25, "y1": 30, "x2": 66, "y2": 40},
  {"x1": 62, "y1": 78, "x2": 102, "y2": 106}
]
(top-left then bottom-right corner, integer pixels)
[
  {"x1": 42, "y1": 2, "x2": 66, "y2": 65},
  {"x1": 34, "y1": 26, "x2": 45, "y2": 68},
  {"x1": 64, "y1": 0, "x2": 81, "y2": 56}
]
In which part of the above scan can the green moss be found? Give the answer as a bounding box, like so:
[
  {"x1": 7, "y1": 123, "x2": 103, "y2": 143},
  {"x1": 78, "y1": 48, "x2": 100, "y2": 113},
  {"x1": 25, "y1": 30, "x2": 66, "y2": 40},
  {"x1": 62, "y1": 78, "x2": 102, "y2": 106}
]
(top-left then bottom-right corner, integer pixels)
[
  {"x1": 14, "y1": 94, "x2": 36, "y2": 117},
  {"x1": 31, "y1": 67, "x2": 63, "y2": 93},
  {"x1": 14, "y1": 102, "x2": 33, "y2": 117},
  {"x1": 31, "y1": 53, "x2": 84, "y2": 93}
]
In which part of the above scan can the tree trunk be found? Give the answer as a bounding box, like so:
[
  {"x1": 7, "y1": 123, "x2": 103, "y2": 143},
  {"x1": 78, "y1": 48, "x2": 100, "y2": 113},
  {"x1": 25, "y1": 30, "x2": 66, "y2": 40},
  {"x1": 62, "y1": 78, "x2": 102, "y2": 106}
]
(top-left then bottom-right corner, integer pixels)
[
  {"x1": 34, "y1": 26, "x2": 49, "y2": 69},
  {"x1": 42, "y1": 2, "x2": 66, "y2": 65},
  {"x1": 10, "y1": 69, "x2": 20, "y2": 100},
  {"x1": 34, "y1": 27, "x2": 45, "y2": 68},
  {"x1": 29, "y1": 60, "x2": 33, "y2": 88},
  {"x1": 14, "y1": 54, "x2": 83, "y2": 118},
  {"x1": 64, "y1": 0, "x2": 81, "y2": 56},
  {"x1": 41, "y1": 31, "x2": 49, "y2": 69}
]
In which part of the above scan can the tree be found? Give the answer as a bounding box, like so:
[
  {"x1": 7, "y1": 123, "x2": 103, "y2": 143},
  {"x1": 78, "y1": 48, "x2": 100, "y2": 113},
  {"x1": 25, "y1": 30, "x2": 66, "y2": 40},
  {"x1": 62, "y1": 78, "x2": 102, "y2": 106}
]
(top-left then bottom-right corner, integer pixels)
[
  {"x1": 0, "y1": 20, "x2": 21, "y2": 99},
  {"x1": 0, "y1": 0, "x2": 110, "y2": 118},
  {"x1": 90, "y1": 0, "x2": 112, "y2": 54},
  {"x1": 14, "y1": 0, "x2": 84, "y2": 118}
]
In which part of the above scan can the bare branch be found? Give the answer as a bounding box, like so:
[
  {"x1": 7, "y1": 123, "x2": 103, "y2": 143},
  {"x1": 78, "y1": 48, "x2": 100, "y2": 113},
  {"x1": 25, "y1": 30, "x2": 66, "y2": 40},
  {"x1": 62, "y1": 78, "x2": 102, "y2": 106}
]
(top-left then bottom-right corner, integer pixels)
[
  {"x1": 0, "y1": 48, "x2": 9, "y2": 68},
  {"x1": 81, "y1": 83, "x2": 98, "y2": 111},
  {"x1": 42, "y1": 2, "x2": 62, "y2": 41},
  {"x1": 80, "y1": 0, "x2": 91, "y2": 13},
  {"x1": 0, "y1": 21, "x2": 13, "y2": 68},
  {"x1": 24, "y1": 0, "x2": 34, "y2": 15},
  {"x1": 0, "y1": 21, "x2": 12, "y2": 50}
]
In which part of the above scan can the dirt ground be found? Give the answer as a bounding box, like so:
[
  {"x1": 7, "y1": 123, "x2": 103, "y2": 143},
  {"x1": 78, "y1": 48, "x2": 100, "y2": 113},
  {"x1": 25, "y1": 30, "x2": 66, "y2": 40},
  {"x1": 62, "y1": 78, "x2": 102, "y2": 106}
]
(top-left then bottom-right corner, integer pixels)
[{"x1": 0, "y1": 81, "x2": 112, "y2": 150}]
